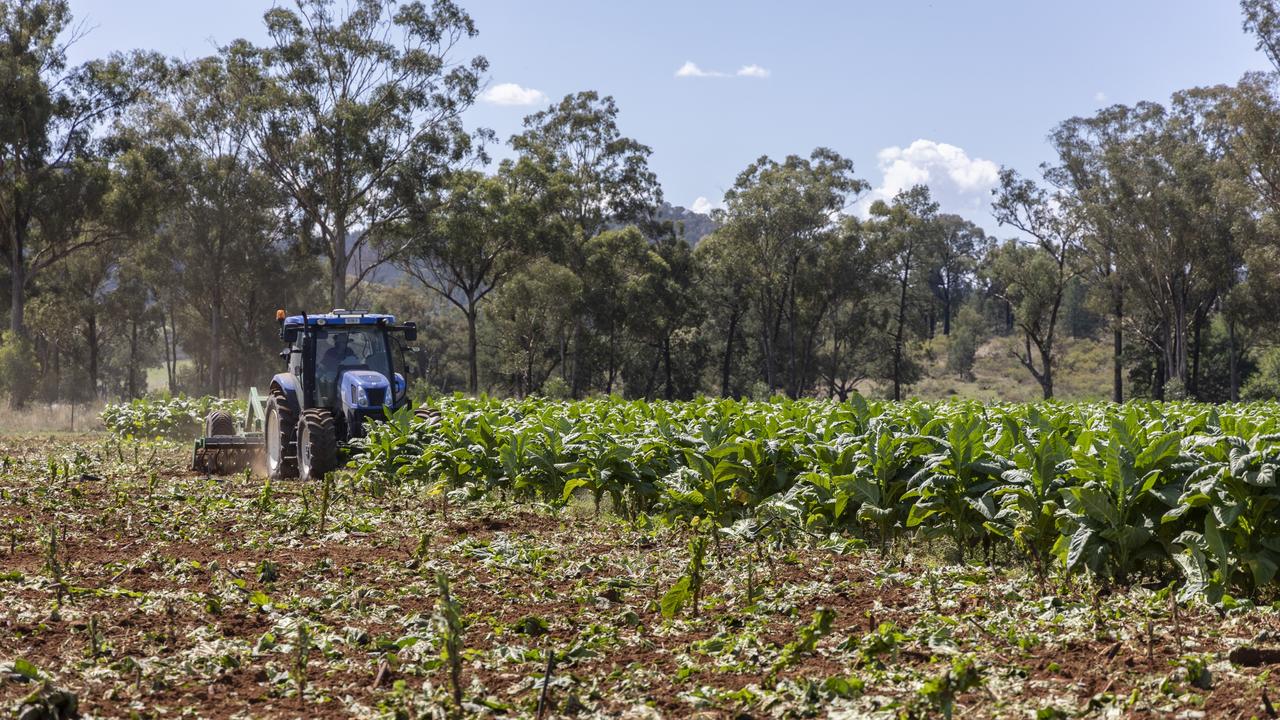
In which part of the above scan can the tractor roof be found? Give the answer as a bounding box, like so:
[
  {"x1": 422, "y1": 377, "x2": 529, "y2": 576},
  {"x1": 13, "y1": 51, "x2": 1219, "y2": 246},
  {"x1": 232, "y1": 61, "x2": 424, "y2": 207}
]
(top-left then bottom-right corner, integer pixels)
[{"x1": 282, "y1": 310, "x2": 397, "y2": 328}]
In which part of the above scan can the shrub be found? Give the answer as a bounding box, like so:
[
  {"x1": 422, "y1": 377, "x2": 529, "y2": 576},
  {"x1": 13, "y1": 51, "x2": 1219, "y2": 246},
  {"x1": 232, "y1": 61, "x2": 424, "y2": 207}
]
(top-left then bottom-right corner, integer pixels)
[
  {"x1": 1243, "y1": 346, "x2": 1280, "y2": 401},
  {"x1": 0, "y1": 332, "x2": 39, "y2": 407},
  {"x1": 947, "y1": 305, "x2": 982, "y2": 379}
]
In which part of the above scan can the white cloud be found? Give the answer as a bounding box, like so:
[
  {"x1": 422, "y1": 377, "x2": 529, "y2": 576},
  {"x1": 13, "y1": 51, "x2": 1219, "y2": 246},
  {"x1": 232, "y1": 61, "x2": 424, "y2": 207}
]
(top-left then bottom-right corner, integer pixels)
[
  {"x1": 676, "y1": 61, "x2": 769, "y2": 79},
  {"x1": 480, "y1": 82, "x2": 548, "y2": 106},
  {"x1": 1095, "y1": 91, "x2": 1108, "y2": 103},
  {"x1": 675, "y1": 61, "x2": 725, "y2": 78},
  {"x1": 857, "y1": 139, "x2": 1000, "y2": 216},
  {"x1": 690, "y1": 196, "x2": 723, "y2": 215}
]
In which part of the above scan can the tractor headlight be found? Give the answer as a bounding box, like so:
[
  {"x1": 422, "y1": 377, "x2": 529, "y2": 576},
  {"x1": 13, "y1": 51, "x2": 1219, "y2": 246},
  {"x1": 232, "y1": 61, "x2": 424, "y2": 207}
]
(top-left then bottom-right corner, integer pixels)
[{"x1": 352, "y1": 385, "x2": 368, "y2": 406}]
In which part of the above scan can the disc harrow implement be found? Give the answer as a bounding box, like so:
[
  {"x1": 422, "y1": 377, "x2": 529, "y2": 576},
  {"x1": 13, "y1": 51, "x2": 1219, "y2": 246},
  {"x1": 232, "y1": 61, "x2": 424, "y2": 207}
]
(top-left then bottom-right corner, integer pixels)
[{"x1": 191, "y1": 387, "x2": 267, "y2": 474}]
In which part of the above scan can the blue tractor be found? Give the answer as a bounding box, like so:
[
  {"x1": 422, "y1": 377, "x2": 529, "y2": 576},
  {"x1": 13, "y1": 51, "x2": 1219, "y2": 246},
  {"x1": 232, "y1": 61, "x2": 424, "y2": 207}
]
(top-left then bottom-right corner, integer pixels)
[{"x1": 192, "y1": 309, "x2": 421, "y2": 479}]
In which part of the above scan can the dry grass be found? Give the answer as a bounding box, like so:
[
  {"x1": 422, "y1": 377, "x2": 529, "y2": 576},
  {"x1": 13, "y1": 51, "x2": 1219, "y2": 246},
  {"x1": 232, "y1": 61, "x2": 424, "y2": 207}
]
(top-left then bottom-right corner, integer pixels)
[
  {"x1": 0, "y1": 400, "x2": 105, "y2": 435},
  {"x1": 905, "y1": 334, "x2": 1114, "y2": 402}
]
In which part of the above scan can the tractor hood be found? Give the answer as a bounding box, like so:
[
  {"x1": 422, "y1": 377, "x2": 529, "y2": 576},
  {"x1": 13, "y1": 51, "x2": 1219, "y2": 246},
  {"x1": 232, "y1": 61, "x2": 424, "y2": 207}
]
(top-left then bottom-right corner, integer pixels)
[{"x1": 341, "y1": 370, "x2": 391, "y2": 409}]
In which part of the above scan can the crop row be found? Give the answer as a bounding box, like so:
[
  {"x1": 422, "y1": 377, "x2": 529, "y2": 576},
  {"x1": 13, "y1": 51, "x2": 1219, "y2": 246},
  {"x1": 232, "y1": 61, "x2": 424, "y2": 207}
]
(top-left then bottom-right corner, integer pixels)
[
  {"x1": 100, "y1": 395, "x2": 245, "y2": 439},
  {"x1": 353, "y1": 396, "x2": 1280, "y2": 604}
]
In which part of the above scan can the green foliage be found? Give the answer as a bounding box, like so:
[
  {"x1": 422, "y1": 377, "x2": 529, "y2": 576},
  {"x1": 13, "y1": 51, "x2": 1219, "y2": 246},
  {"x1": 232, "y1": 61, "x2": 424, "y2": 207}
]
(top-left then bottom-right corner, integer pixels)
[
  {"x1": 1242, "y1": 346, "x2": 1280, "y2": 401},
  {"x1": 0, "y1": 332, "x2": 39, "y2": 406},
  {"x1": 100, "y1": 396, "x2": 245, "y2": 439},
  {"x1": 912, "y1": 655, "x2": 984, "y2": 719},
  {"x1": 774, "y1": 607, "x2": 836, "y2": 669},
  {"x1": 946, "y1": 304, "x2": 982, "y2": 379},
  {"x1": 435, "y1": 571, "x2": 465, "y2": 710},
  {"x1": 351, "y1": 395, "x2": 1280, "y2": 603}
]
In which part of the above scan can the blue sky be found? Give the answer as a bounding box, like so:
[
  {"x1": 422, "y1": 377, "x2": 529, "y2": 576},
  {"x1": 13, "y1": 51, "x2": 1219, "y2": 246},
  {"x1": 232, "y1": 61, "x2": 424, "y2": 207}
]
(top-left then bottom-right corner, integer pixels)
[{"x1": 67, "y1": 0, "x2": 1269, "y2": 234}]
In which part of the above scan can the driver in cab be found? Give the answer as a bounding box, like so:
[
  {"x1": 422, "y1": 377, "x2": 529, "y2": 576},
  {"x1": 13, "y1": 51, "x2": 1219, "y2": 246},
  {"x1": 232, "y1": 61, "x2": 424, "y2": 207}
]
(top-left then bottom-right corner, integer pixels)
[{"x1": 319, "y1": 333, "x2": 360, "y2": 380}]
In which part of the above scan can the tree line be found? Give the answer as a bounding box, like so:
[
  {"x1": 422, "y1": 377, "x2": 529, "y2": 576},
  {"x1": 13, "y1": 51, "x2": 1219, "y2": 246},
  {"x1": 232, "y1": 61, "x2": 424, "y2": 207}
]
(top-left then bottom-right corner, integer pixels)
[{"x1": 4, "y1": 0, "x2": 1280, "y2": 406}]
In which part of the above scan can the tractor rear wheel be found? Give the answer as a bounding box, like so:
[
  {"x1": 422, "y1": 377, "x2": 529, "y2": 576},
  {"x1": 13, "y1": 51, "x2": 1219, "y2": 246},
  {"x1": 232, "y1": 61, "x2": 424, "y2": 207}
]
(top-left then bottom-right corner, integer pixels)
[
  {"x1": 206, "y1": 410, "x2": 235, "y2": 437},
  {"x1": 265, "y1": 390, "x2": 298, "y2": 479},
  {"x1": 298, "y1": 408, "x2": 338, "y2": 481}
]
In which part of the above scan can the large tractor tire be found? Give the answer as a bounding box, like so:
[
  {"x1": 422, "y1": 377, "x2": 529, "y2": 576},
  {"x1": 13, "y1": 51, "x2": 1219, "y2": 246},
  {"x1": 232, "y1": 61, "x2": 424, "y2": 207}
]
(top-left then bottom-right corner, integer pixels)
[
  {"x1": 265, "y1": 389, "x2": 298, "y2": 479},
  {"x1": 205, "y1": 410, "x2": 235, "y2": 437},
  {"x1": 298, "y1": 408, "x2": 338, "y2": 481}
]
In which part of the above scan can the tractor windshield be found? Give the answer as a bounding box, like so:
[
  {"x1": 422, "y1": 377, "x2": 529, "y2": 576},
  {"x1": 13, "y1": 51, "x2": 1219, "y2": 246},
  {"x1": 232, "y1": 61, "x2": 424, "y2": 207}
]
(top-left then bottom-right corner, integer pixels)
[{"x1": 313, "y1": 327, "x2": 392, "y2": 406}]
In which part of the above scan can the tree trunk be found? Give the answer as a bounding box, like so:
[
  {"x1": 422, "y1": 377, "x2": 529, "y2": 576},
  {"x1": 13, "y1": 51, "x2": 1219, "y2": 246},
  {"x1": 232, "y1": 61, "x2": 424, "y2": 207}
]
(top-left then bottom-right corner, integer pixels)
[
  {"x1": 605, "y1": 327, "x2": 617, "y2": 395},
  {"x1": 1154, "y1": 343, "x2": 1166, "y2": 401},
  {"x1": 942, "y1": 286, "x2": 952, "y2": 336},
  {"x1": 211, "y1": 300, "x2": 223, "y2": 397},
  {"x1": 1039, "y1": 341, "x2": 1053, "y2": 400},
  {"x1": 167, "y1": 304, "x2": 179, "y2": 394},
  {"x1": 8, "y1": 220, "x2": 25, "y2": 337},
  {"x1": 1228, "y1": 318, "x2": 1240, "y2": 402},
  {"x1": 892, "y1": 258, "x2": 912, "y2": 402},
  {"x1": 1171, "y1": 281, "x2": 1189, "y2": 387},
  {"x1": 85, "y1": 313, "x2": 100, "y2": 398},
  {"x1": 1190, "y1": 309, "x2": 1204, "y2": 400},
  {"x1": 663, "y1": 335, "x2": 674, "y2": 400},
  {"x1": 128, "y1": 318, "x2": 140, "y2": 399},
  {"x1": 721, "y1": 310, "x2": 738, "y2": 398},
  {"x1": 466, "y1": 306, "x2": 479, "y2": 395},
  {"x1": 786, "y1": 272, "x2": 799, "y2": 398},
  {"x1": 331, "y1": 222, "x2": 349, "y2": 309},
  {"x1": 1112, "y1": 283, "x2": 1123, "y2": 403}
]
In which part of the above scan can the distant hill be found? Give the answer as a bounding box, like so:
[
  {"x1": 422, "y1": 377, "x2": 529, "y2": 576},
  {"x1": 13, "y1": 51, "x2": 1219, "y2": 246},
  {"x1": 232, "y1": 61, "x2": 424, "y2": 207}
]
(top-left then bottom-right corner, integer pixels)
[
  {"x1": 346, "y1": 202, "x2": 720, "y2": 288},
  {"x1": 655, "y1": 202, "x2": 718, "y2": 245}
]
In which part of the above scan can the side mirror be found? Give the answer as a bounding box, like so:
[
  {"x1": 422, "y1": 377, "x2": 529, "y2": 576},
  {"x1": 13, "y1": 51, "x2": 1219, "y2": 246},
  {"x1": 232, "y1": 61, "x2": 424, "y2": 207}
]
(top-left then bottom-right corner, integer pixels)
[
  {"x1": 282, "y1": 327, "x2": 298, "y2": 344},
  {"x1": 403, "y1": 322, "x2": 417, "y2": 342}
]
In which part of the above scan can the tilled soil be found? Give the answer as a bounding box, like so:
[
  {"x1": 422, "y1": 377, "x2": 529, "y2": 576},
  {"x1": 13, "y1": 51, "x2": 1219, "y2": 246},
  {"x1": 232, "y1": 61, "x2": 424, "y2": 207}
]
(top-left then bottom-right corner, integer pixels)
[{"x1": 2, "y1": 437, "x2": 1280, "y2": 718}]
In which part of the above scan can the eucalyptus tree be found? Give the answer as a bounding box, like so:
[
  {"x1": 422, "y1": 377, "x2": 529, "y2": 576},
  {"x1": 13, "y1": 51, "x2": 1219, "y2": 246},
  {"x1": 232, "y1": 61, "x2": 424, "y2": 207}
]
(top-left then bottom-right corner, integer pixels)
[
  {"x1": 0, "y1": 0, "x2": 156, "y2": 338},
  {"x1": 393, "y1": 164, "x2": 539, "y2": 394},
  {"x1": 1168, "y1": 86, "x2": 1260, "y2": 400},
  {"x1": 626, "y1": 231, "x2": 705, "y2": 399},
  {"x1": 225, "y1": 0, "x2": 487, "y2": 308},
  {"x1": 510, "y1": 91, "x2": 662, "y2": 394},
  {"x1": 1242, "y1": 0, "x2": 1280, "y2": 70},
  {"x1": 816, "y1": 216, "x2": 888, "y2": 400},
  {"x1": 717, "y1": 148, "x2": 868, "y2": 397},
  {"x1": 694, "y1": 230, "x2": 753, "y2": 397},
  {"x1": 1095, "y1": 102, "x2": 1245, "y2": 397},
  {"x1": 930, "y1": 214, "x2": 984, "y2": 337},
  {"x1": 868, "y1": 185, "x2": 938, "y2": 401},
  {"x1": 988, "y1": 169, "x2": 1083, "y2": 399},
  {"x1": 510, "y1": 91, "x2": 662, "y2": 256},
  {"x1": 1048, "y1": 107, "x2": 1136, "y2": 402},
  {"x1": 123, "y1": 55, "x2": 298, "y2": 395},
  {"x1": 486, "y1": 259, "x2": 583, "y2": 397}
]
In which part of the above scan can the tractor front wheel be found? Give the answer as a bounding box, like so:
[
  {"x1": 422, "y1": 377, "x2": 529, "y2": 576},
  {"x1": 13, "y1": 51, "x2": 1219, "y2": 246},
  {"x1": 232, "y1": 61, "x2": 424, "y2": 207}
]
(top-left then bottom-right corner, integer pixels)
[
  {"x1": 265, "y1": 391, "x2": 298, "y2": 479},
  {"x1": 298, "y1": 408, "x2": 338, "y2": 481}
]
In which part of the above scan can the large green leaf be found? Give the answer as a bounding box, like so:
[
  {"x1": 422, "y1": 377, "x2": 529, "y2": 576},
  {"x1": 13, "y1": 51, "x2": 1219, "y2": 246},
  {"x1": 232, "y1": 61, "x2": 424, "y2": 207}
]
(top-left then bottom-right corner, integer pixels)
[
  {"x1": 1065, "y1": 525, "x2": 1095, "y2": 573},
  {"x1": 1137, "y1": 433, "x2": 1181, "y2": 470},
  {"x1": 1246, "y1": 552, "x2": 1279, "y2": 587},
  {"x1": 1172, "y1": 547, "x2": 1209, "y2": 601},
  {"x1": 1204, "y1": 517, "x2": 1229, "y2": 570},
  {"x1": 1069, "y1": 486, "x2": 1120, "y2": 528},
  {"x1": 660, "y1": 576, "x2": 692, "y2": 619}
]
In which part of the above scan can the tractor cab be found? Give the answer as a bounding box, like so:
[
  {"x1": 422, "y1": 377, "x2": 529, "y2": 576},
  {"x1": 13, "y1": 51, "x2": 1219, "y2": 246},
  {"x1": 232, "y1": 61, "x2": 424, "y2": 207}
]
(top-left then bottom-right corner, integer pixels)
[{"x1": 266, "y1": 310, "x2": 419, "y2": 479}]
